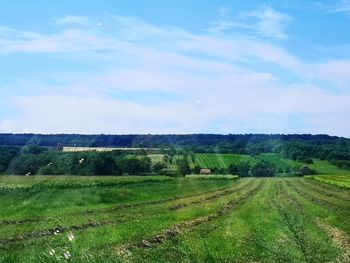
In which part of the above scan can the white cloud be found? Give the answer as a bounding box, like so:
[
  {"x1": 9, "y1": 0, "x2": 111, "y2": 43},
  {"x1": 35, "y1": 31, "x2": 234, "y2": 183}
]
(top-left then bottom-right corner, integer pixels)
[
  {"x1": 0, "y1": 15, "x2": 350, "y2": 135},
  {"x1": 308, "y1": 60, "x2": 350, "y2": 88},
  {"x1": 243, "y1": 6, "x2": 292, "y2": 40},
  {"x1": 209, "y1": 6, "x2": 292, "y2": 40},
  {"x1": 0, "y1": 119, "x2": 15, "y2": 132},
  {"x1": 56, "y1": 16, "x2": 90, "y2": 25},
  {"x1": 328, "y1": 0, "x2": 350, "y2": 16}
]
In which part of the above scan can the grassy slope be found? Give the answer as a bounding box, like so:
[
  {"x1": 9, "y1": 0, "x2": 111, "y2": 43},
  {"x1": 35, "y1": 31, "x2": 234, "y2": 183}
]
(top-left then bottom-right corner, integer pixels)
[
  {"x1": 193, "y1": 153, "x2": 350, "y2": 175},
  {"x1": 130, "y1": 152, "x2": 350, "y2": 176},
  {"x1": 256, "y1": 153, "x2": 302, "y2": 170},
  {"x1": 146, "y1": 154, "x2": 164, "y2": 163},
  {"x1": 308, "y1": 159, "x2": 350, "y2": 175},
  {"x1": 0, "y1": 176, "x2": 349, "y2": 262}
]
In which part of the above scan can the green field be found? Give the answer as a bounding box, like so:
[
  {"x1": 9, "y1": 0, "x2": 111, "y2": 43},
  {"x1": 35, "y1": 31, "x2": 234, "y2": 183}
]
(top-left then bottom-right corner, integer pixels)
[
  {"x1": 1, "y1": 175, "x2": 350, "y2": 262},
  {"x1": 307, "y1": 160, "x2": 350, "y2": 175},
  {"x1": 306, "y1": 175, "x2": 350, "y2": 189},
  {"x1": 194, "y1": 153, "x2": 257, "y2": 168},
  {"x1": 256, "y1": 153, "x2": 302, "y2": 170},
  {"x1": 192, "y1": 153, "x2": 348, "y2": 175}
]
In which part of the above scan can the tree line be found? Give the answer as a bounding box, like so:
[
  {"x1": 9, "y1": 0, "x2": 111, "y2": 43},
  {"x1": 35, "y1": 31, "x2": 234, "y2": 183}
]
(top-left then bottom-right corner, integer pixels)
[{"x1": 1, "y1": 132, "x2": 350, "y2": 175}]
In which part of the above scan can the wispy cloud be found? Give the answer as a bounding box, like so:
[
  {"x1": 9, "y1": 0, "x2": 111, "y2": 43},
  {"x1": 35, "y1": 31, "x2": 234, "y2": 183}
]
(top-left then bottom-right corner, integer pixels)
[
  {"x1": 328, "y1": 0, "x2": 350, "y2": 16},
  {"x1": 209, "y1": 6, "x2": 292, "y2": 40},
  {"x1": 0, "y1": 14, "x2": 350, "y2": 135},
  {"x1": 316, "y1": 0, "x2": 350, "y2": 16},
  {"x1": 56, "y1": 15, "x2": 90, "y2": 25}
]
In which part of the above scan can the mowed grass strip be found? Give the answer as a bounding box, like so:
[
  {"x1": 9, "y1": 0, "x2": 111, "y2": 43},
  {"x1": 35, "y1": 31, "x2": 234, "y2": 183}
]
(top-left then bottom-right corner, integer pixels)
[
  {"x1": 282, "y1": 179, "x2": 350, "y2": 262},
  {"x1": 0, "y1": 179, "x2": 246, "y2": 241},
  {"x1": 283, "y1": 178, "x2": 350, "y2": 236},
  {"x1": 130, "y1": 179, "x2": 341, "y2": 263},
  {"x1": 0, "y1": 177, "x2": 349, "y2": 263},
  {"x1": 0, "y1": 177, "x2": 236, "y2": 220},
  {"x1": 118, "y1": 180, "x2": 264, "y2": 250},
  {"x1": 298, "y1": 177, "x2": 350, "y2": 202},
  {"x1": 287, "y1": 179, "x2": 350, "y2": 211},
  {"x1": 0, "y1": 179, "x2": 259, "y2": 262}
]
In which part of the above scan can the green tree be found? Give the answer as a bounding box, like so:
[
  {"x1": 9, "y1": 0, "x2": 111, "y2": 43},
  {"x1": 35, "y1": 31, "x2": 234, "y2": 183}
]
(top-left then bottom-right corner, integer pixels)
[{"x1": 178, "y1": 158, "x2": 190, "y2": 176}]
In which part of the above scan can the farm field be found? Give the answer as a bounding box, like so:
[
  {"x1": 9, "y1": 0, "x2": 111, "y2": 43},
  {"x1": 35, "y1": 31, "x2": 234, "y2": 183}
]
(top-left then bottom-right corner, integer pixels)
[
  {"x1": 192, "y1": 153, "x2": 348, "y2": 174},
  {"x1": 0, "y1": 176, "x2": 350, "y2": 262},
  {"x1": 194, "y1": 153, "x2": 258, "y2": 168},
  {"x1": 306, "y1": 175, "x2": 350, "y2": 189}
]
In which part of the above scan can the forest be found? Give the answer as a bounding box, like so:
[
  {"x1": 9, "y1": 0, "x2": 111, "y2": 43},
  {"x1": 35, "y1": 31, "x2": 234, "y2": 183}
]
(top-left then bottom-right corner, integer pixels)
[{"x1": 1, "y1": 133, "x2": 350, "y2": 176}]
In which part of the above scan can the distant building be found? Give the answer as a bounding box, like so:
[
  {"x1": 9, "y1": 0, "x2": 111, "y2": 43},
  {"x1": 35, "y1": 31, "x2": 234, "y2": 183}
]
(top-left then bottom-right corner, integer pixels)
[
  {"x1": 200, "y1": 169, "x2": 212, "y2": 175},
  {"x1": 298, "y1": 166, "x2": 313, "y2": 175}
]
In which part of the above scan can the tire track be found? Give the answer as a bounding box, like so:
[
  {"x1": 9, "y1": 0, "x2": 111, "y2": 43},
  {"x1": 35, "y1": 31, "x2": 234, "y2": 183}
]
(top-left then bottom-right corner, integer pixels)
[{"x1": 276, "y1": 181, "x2": 305, "y2": 213}]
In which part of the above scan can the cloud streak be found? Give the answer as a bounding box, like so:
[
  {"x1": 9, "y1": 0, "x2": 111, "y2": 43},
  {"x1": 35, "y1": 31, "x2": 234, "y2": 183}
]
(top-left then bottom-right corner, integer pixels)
[
  {"x1": 209, "y1": 6, "x2": 292, "y2": 40},
  {"x1": 0, "y1": 13, "x2": 350, "y2": 136}
]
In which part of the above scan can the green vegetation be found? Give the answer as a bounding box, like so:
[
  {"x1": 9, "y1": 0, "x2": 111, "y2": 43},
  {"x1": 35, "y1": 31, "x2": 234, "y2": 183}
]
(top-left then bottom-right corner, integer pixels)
[
  {"x1": 1, "y1": 133, "x2": 350, "y2": 177},
  {"x1": 0, "y1": 176, "x2": 349, "y2": 262},
  {"x1": 194, "y1": 153, "x2": 257, "y2": 169},
  {"x1": 307, "y1": 159, "x2": 350, "y2": 175},
  {"x1": 305, "y1": 175, "x2": 350, "y2": 189},
  {"x1": 257, "y1": 153, "x2": 302, "y2": 171},
  {"x1": 185, "y1": 174, "x2": 239, "y2": 180},
  {"x1": 1, "y1": 146, "x2": 348, "y2": 177}
]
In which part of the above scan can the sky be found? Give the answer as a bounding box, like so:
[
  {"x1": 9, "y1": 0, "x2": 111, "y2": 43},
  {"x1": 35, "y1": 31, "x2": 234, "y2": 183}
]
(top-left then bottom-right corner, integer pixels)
[{"x1": 1, "y1": 0, "x2": 350, "y2": 136}]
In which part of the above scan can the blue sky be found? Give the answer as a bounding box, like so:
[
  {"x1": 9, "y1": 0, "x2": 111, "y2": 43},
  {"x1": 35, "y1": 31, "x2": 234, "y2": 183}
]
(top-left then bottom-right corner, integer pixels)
[{"x1": 1, "y1": 1, "x2": 350, "y2": 136}]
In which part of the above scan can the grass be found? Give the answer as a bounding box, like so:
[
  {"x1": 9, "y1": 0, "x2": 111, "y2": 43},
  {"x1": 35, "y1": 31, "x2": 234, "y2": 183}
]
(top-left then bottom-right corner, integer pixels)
[
  {"x1": 147, "y1": 154, "x2": 164, "y2": 163},
  {"x1": 307, "y1": 159, "x2": 350, "y2": 175},
  {"x1": 0, "y1": 175, "x2": 349, "y2": 262},
  {"x1": 185, "y1": 174, "x2": 239, "y2": 180},
  {"x1": 193, "y1": 153, "x2": 349, "y2": 175},
  {"x1": 257, "y1": 153, "x2": 302, "y2": 170}
]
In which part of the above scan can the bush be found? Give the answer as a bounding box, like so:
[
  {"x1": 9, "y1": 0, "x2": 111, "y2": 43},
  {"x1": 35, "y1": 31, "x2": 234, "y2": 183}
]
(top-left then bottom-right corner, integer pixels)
[
  {"x1": 251, "y1": 161, "x2": 276, "y2": 177},
  {"x1": 8, "y1": 154, "x2": 50, "y2": 175},
  {"x1": 152, "y1": 162, "x2": 166, "y2": 173},
  {"x1": 178, "y1": 158, "x2": 190, "y2": 176},
  {"x1": 192, "y1": 165, "x2": 201, "y2": 174},
  {"x1": 228, "y1": 162, "x2": 250, "y2": 177}
]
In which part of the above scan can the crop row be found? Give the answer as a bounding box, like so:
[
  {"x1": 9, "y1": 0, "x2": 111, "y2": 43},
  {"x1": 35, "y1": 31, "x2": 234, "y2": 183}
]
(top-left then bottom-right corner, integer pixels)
[
  {"x1": 305, "y1": 175, "x2": 350, "y2": 189},
  {"x1": 195, "y1": 154, "x2": 257, "y2": 168},
  {"x1": 0, "y1": 176, "x2": 174, "y2": 193}
]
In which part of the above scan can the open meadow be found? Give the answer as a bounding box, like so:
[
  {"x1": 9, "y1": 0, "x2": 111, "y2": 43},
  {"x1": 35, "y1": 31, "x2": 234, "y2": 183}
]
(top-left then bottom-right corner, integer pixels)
[{"x1": 1, "y1": 175, "x2": 349, "y2": 263}]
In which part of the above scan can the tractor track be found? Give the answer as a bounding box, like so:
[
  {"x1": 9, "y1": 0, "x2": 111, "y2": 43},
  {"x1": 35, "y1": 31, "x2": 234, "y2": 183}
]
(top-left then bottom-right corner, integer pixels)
[{"x1": 276, "y1": 181, "x2": 305, "y2": 213}]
